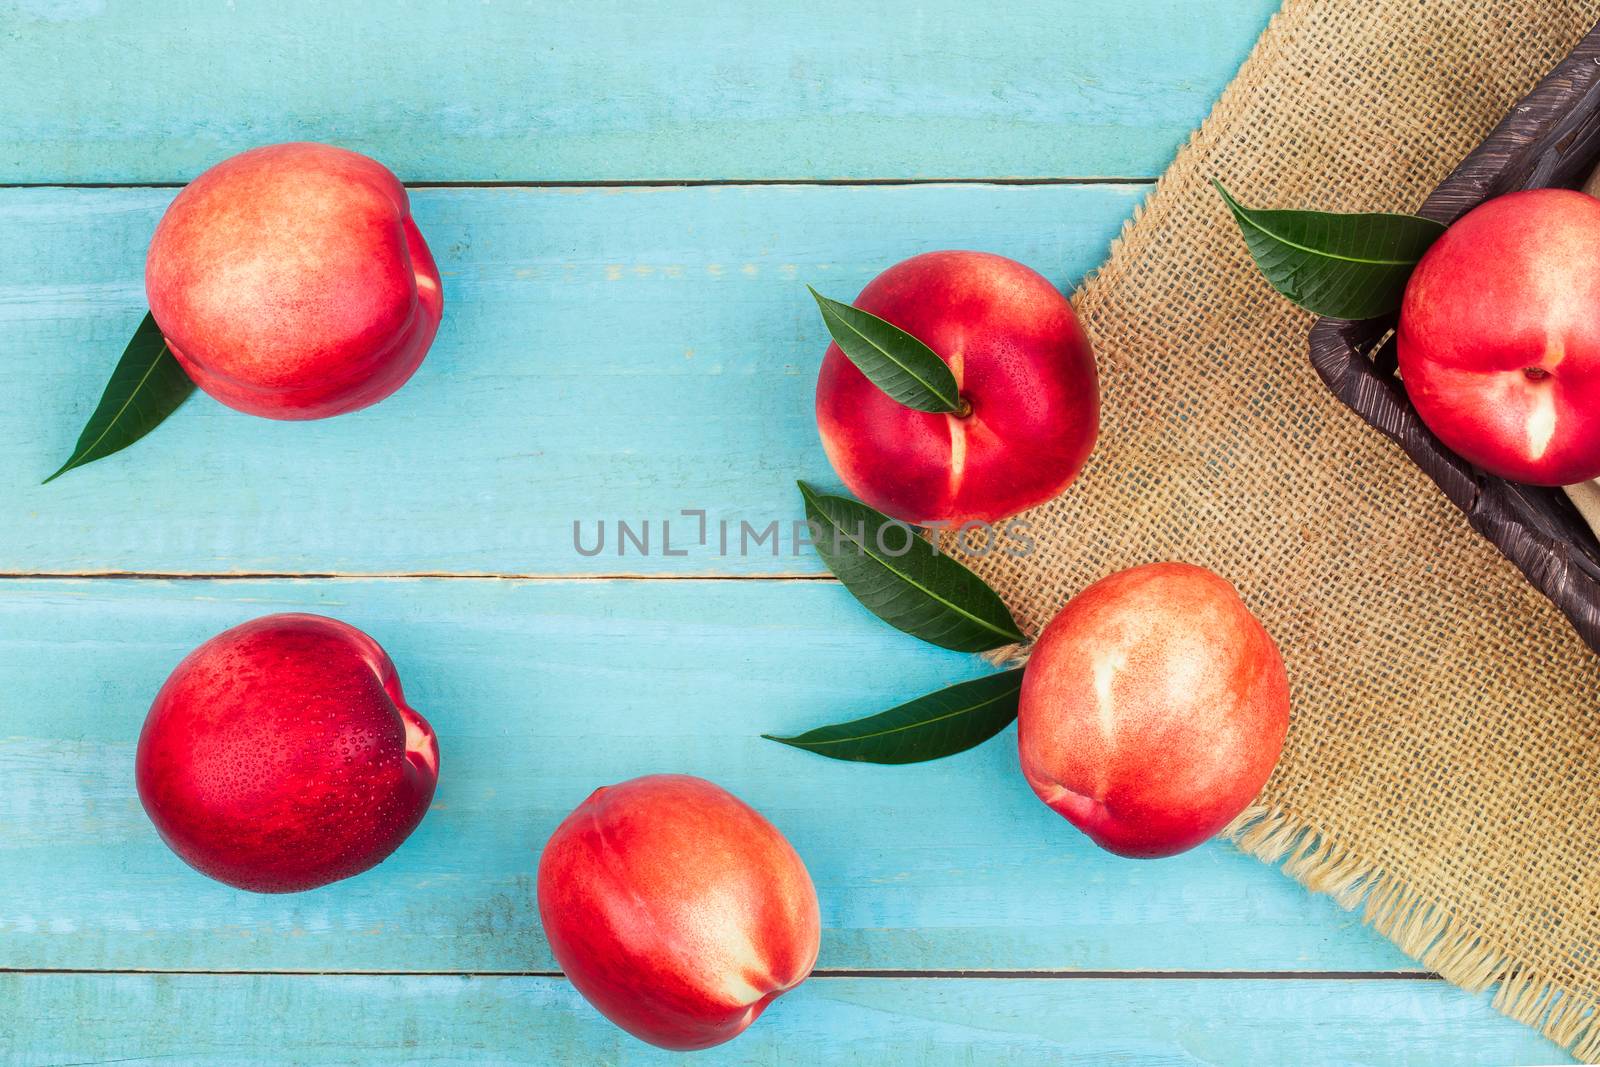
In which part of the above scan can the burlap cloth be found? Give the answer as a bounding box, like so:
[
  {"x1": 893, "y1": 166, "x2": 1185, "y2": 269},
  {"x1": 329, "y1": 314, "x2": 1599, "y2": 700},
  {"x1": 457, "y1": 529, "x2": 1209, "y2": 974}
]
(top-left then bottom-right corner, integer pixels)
[{"x1": 959, "y1": 1, "x2": 1600, "y2": 1057}]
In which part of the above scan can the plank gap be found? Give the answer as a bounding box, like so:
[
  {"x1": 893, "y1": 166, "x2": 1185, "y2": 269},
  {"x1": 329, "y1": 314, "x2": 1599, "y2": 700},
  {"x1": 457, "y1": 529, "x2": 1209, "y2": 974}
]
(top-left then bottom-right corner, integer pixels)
[
  {"x1": 0, "y1": 967, "x2": 1441, "y2": 981},
  {"x1": 0, "y1": 571, "x2": 837, "y2": 582},
  {"x1": 0, "y1": 176, "x2": 1155, "y2": 191}
]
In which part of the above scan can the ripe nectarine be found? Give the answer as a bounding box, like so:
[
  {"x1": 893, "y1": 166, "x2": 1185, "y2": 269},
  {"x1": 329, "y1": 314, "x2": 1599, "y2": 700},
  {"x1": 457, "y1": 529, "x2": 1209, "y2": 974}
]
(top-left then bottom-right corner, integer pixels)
[
  {"x1": 1398, "y1": 188, "x2": 1600, "y2": 485},
  {"x1": 135, "y1": 613, "x2": 440, "y2": 892},
  {"x1": 815, "y1": 251, "x2": 1098, "y2": 524},
  {"x1": 537, "y1": 775, "x2": 820, "y2": 1050},
  {"x1": 146, "y1": 142, "x2": 443, "y2": 420},
  {"x1": 1017, "y1": 563, "x2": 1289, "y2": 858}
]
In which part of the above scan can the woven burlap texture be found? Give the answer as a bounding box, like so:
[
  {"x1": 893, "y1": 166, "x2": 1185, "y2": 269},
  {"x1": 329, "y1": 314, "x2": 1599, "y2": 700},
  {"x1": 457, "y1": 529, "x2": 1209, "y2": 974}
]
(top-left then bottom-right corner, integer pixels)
[{"x1": 959, "y1": 0, "x2": 1600, "y2": 1057}]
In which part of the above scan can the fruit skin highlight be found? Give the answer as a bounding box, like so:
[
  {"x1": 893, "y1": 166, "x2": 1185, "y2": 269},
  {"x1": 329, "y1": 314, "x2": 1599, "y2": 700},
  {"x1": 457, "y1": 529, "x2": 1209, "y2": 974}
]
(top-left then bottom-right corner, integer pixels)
[
  {"x1": 815, "y1": 250, "x2": 1099, "y2": 524},
  {"x1": 537, "y1": 774, "x2": 821, "y2": 1051},
  {"x1": 135, "y1": 613, "x2": 440, "y2": 893},
  {"x1": 1017, "y1": 563, "x2": 1289, "y2": 859},
  {"x1": 1397, "y1": 188, "x2": 1600, "y2": 486},
  {"x1": 146, "y1": 142, "x2": 443, "y2": 420}
]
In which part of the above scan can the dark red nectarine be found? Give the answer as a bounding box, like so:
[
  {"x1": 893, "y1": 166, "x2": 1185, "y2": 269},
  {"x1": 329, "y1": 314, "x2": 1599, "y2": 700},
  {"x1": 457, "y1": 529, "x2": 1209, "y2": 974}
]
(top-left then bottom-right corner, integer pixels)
[{"x1": 135, "y1": 613, "x2": 440, "y2": 892}]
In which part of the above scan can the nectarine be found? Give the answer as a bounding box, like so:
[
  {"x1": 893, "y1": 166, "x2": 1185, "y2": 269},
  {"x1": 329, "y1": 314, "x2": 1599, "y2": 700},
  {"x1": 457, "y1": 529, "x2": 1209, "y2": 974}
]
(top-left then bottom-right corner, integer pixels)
[
  {"x1": 146, "y1": 142, "x2": 443, "y2": 420},
  {"x1": 537, "y1": 775, "x2": 820, "y2": 1050},
  {"x1": 815, "y1": 251, "x2": 1098, "y2": 524},
  {"x1": 1398, "y1": 188, "x2": 1600, "y2": 485},
  {"x1": 1017, "y1": 563, "x2": 1289, "y2": 858},
  {"x1": 135, "y1": 613, "x2": 440, "y2": 892}
]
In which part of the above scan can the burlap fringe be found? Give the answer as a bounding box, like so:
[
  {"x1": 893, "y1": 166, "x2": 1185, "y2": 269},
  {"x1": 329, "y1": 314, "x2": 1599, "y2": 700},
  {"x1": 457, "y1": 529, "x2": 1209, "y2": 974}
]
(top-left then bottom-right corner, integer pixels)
[
  {"x1": 1226, "y1": 805, "x2": 1600, "y2": 1060},
  {"x1": 980, "y1": 642, "x2": 1031, "y2": 670}
]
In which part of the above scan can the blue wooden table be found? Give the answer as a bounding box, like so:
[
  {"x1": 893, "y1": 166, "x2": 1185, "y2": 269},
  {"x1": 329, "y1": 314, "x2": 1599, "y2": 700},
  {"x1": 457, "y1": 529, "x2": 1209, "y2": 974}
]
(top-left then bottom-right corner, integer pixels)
[{"x1": 0, "y1": 2, "x2": 1575, "y2": 1063}]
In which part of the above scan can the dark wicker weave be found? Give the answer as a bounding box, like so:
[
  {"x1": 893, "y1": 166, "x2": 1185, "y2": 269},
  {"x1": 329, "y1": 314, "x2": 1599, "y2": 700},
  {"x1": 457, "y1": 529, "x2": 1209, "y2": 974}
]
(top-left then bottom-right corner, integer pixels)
[{"x1": 1308, "y1": 22, "x2": 1600, "y2": 656}]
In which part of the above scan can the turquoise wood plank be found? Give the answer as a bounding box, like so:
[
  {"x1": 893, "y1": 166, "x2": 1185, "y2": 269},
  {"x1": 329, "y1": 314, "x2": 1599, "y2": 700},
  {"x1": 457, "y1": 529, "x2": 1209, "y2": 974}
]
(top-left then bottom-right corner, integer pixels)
[
  {"x1": 4, "y1": 183, "x2": 1140, "y2": 576},
  {"x1": 0, "y1": 576, "x2": 1415, "y2": 973},
  {"x1": 1, "y1": 0, "x2": 1277, "y2": 183},
  {"x1": 2, "y1": 973, "x2": 1570, "y2": 1066}
]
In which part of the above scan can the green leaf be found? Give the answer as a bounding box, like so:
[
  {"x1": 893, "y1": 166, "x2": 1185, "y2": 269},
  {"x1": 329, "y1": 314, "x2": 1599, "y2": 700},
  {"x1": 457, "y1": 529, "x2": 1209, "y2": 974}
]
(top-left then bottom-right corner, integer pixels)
[
  {"x1": 45, "y1": 312, "x2": 195, "y2": 484},
  {"x1": 798, "y1": 482, "x2": 1024, "y2": 652},
  {"x1": 809, "y1": 286, "x2": 967, "y2": 414},
  {"x1": 1215, "y1": 180, "x2": 1445, "y2": 320},
  {"x1": 764, "y1": 668, "x2": 1024, "y2": 764}
]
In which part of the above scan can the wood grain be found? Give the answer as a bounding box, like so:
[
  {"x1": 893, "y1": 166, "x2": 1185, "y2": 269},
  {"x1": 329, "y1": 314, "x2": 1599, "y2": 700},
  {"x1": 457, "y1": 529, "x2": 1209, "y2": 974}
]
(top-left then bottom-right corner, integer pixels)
[
  {"x1": 2, "y1": 973, "x2": 1570, "y2": 1066},
  {"x1": 0, "y1": 577, "x2": 1416, "y2": 974},
  {"x1": 0, "y1": 0, "x2": 1276, "y2": 183}
]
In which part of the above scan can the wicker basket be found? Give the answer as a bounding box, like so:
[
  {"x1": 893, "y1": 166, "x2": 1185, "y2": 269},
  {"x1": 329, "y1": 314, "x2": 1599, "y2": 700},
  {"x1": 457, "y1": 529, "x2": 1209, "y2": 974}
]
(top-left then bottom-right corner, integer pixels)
[{"x1": 1308, "y1": 21, "x2": 1600, "y2": 656}]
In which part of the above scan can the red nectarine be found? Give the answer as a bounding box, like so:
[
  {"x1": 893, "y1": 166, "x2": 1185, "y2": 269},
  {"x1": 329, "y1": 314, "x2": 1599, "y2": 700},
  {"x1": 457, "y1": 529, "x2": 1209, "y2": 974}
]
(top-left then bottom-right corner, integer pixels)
[
  {"x1": 135, "y1": 613, "x2": 440, "y2": 892},
  {"x1": 815, "y1": 251, "x2": 1098, "y2": 524},
  {"x1": 1398, "y1": 188, "x2": 1600, "y2": 485},
  {"x1": 1017, "y1": 563, "x2": 1289, "y2": 859},
  {"x1": 146, "y1": 142, "x2": 443, "y2": 420},
  {"x1": 537, "y1": 775, "x2": 820, "y2": 1050}
]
